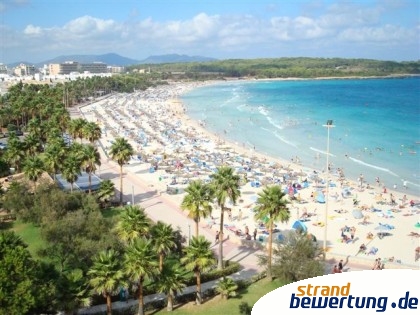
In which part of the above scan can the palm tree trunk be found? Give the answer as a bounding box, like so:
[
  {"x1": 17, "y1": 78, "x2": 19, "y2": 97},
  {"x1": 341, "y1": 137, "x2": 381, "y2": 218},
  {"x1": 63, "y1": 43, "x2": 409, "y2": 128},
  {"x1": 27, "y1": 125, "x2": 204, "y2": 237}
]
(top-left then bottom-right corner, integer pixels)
[
  {"x1": 88, "y1": 170, "x2": 92, "y2": 194},
  {"x1": 70, "y1": 183, "x2": 74, "y2": 193},
  {"x1": 159, "y1": 253, "x2": 163, "y2": 272},
  {"x1": 106, "y1": 294, "x2": 112, "y2": 315},
  {"x1": 196, "y1": 271, "x2": 202, "y2": 305},
  {"x1": 195, "y1": 217, "x2": 199, "y2": 238},
  {"x1": 267, "y1": 221, "x2": 273, "y2": 281},
  {"x1": 218, "y1": 205, "x2": 224, "y2": 270},
  {"x1": 167, "y1": 293, "x2": 173, "y2": 311},
  {"x1": 138, "y1": 281, "x2": 145, "y2": 315},
  {"x1": 119, "y1": 164, "x2": 123, "y2": 205}
]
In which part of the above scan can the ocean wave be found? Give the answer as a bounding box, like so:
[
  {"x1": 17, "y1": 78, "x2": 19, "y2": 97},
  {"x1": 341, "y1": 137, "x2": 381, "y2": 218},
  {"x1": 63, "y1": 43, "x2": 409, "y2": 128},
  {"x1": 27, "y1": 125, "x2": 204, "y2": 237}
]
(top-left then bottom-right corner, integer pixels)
[
  {"x1": 258, "y1": 105, "x2": 269, "y2": 117},
  {"x1": 310, "y1": 147, "x2": 336, "y2": 157},
  {"x1": 266, "y1": 116, "x2": 284, "y2": 130},
  {"x1": 261, "y1": 127, "x2": 298, "y2": 148},
  {"x1": 348, "y1": 157, "x2": 399, "y2": 177},
  {"x1": 237, "y1": 104, "x2": 246, "y2": 112}
]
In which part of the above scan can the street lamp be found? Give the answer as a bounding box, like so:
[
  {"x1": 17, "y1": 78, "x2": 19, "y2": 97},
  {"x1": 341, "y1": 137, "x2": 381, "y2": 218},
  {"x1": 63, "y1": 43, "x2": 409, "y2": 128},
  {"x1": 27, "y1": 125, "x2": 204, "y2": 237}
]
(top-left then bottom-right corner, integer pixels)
[
  {"x1": 131, "y1": 185, "x2": 135, "y2": 205},
  {"x1": 323, "y1": 120, "x2": 335, "y2": 259},
  {"x1": 188, "y1": 223, "x2": 191, "y2": 245}
]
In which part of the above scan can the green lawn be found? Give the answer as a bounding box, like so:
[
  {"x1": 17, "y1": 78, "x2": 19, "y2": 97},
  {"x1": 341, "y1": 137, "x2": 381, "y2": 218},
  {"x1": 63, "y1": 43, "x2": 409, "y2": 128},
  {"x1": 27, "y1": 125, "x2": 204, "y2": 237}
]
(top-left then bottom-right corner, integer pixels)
[
  {"x1": 11, "y1": 220, "x2": 44, "y2": 258},
  {"x1": 5, "y1": 207, "x2": 120, "y2": 257},
  {"x1": 101, "y1": 206, "x2": 124, "y2": 218},
  {"x1": 148, "y1": 278, "x2": 284, "y2": 315}
]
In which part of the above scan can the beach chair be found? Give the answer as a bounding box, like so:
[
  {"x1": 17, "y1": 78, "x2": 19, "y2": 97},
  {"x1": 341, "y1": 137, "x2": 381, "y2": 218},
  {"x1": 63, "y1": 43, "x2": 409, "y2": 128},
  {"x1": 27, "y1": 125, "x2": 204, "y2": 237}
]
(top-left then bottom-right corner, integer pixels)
[{"x1": 367, "y1": 247, "x2": 378, "y2": 255}]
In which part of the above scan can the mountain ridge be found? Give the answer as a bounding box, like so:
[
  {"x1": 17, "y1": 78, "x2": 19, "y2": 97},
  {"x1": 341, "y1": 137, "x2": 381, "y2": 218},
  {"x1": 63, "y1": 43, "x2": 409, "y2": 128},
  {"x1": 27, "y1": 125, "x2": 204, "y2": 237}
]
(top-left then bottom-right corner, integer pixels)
[{"x1": 6, "y1": 53, "x2": 217, "y2": 68}]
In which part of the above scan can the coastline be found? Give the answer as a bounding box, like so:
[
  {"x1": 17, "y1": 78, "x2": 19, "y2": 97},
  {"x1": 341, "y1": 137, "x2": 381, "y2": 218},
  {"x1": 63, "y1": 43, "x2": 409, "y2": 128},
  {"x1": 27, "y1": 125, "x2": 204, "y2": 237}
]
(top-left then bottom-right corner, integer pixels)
[
  {"x1": 180, "y1": 77, "x2": 420, "y2": 192},
  {"x1": 79, "y1": 80, "x2": 420, "y2": 269}
]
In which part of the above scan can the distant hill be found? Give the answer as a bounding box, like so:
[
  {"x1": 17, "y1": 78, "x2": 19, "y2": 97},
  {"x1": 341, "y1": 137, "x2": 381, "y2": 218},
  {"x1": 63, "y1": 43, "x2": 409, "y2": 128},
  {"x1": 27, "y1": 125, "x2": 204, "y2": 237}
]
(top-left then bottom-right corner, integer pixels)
[
  {"x1": 7, "y1": 53, "x2": 217, "y2": 68},
  {"x1": 138, "y1": 54, "x2": 217, "y2": 64},
  {"x1": 36, "y1": 53, "x2": 140, "y2": 67}
]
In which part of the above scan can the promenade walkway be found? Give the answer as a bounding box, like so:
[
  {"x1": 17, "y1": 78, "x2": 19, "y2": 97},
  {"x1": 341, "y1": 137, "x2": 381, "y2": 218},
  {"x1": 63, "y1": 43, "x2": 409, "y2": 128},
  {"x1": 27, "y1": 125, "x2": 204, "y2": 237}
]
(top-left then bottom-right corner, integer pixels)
[
  {"x1": 73, "y1": 103, "x2": 409, "y2": 314},
  {"x1": 74, "y1": 104, "x2": 264, "y2": 314}
]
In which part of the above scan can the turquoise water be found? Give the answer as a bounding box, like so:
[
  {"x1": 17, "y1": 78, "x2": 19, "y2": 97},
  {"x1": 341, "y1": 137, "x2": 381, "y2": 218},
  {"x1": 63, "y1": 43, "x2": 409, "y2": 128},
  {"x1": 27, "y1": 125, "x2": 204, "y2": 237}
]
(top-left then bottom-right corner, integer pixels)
[{"x1": 181, "y1": 77, "x2": 420, "y2": 194}]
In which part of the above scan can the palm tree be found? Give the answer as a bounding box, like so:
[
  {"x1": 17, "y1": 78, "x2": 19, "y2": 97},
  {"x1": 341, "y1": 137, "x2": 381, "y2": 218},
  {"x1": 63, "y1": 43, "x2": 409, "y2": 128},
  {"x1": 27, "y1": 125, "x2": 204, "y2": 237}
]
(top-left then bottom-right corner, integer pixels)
[
  {"x1": 109, "y1": 137, "x2": 134, "y2": 205},
  {"x1": 43, "y1": 138, "x2": 67, "y2": 181},
  {"x1": 181, "y1": 235, "x2": 216, "y2": 305},
  {"x1": 22, "y1": 155, "x2": 44, "y2": 191},
  {"x1": 210, "y1": 166, "x2": 241, "y2": 269},
  {"x1": 22, "y1": 132, "x2": 42, "y2": 155},
  {"x1": 114, "y1": 205, "x2": 151, "y2": 244},
  {"x1": 215, "y1": 277, "x2": 238, "y2": 299},
  {"x1": 155, "y1": 262, "x2": 187, "y2": 312},
  {"x1": 83, "y1": 121, "x2": 102, "y2": 144},
  {"x1": 87, "y1": 249, "x2": 126, "y2": 315},
  {"x1": 96, "y1": 179, "x2": 115, "y2": 207},
  {"x1": 150, "y1": 221, "x2": 176, "y2": 271},
  {"x1": 81, "y1": 144, "x2": 101, "y2": 193},
  {"x1": 62, "y1": 154, "x2": 82, "y2": 192},
  {"x1": 254, "y1": 185, "x2": 291, "y2": 281},
  {"x1": 2, "y1": 133, "x2": 25, "y2": 172},
  {"x1": 67, "y1": 118, "x2": 87, "y2": 143},
  {"x1": 50, "y1": 106, "x2": 71, "y2": 133},
  {"x1": 124, "y1": 238, "x2": 159, "y2": 315},
  {"x1": 181, "y1": 180, "x2": 213, "y2": 237},
  {"x1": 58, "y1": 269, "x2": 91, "y2": 315}
]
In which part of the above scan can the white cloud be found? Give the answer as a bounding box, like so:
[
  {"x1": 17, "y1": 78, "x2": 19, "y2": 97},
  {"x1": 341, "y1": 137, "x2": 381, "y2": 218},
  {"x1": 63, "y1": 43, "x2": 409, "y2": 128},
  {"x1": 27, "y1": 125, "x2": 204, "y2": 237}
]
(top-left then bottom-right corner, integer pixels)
[
  {"x1": 2, "y1": 1, "x2": 419, "y2": 63},
  {"x1": 338, "y1": 24, "x2": 416, "y2": 43},
  {"x1": 0, "y1": 0, "x2": 30, "y2": 12},
  {"x1": 23, "y1": 24, "x2": 42, "y2": 36},
  {"x1": 63, "y1": 15, "x2": 121, "y2": 36}
]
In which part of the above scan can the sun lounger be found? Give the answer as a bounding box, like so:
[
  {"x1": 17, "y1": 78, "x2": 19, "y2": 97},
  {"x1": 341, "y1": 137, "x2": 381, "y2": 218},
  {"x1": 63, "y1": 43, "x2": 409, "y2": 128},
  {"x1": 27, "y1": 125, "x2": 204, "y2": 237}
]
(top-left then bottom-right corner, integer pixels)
[{"x1": 367, "y1": 247, "x2": 378, "y2": 255}]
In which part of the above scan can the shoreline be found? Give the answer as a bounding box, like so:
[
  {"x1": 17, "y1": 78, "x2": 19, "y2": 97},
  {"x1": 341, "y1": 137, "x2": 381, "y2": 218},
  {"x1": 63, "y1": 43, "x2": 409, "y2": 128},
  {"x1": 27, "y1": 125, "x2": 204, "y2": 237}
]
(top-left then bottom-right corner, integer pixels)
[
  {"x1": 79, "y1": 81, "x2": 420, "y2": 269},
  {"x1": 179, "y1": 78, "x2": 420, "y2": 193}
]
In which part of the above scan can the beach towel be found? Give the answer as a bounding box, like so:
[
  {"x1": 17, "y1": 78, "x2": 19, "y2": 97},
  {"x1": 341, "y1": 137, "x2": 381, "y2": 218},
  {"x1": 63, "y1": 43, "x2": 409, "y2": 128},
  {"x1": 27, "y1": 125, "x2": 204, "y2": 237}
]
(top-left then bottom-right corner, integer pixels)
[{"x1": 316, "y1": 192, "x2": 325, "y2": 203}]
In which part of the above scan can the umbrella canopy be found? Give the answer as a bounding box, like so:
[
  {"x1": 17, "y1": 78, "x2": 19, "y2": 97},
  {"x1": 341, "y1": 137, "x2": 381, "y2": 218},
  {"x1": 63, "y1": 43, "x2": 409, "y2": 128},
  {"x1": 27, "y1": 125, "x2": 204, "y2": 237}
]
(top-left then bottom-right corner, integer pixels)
[
  {"x1": 375, "y1": 224, "x2": 394, "y2": 231},
  {"x1": 292, "y1": 220, "x2": 307, "y2": 233},
  {"x1": 352, "y1": 209, "x2": 364, "y2": 219}
]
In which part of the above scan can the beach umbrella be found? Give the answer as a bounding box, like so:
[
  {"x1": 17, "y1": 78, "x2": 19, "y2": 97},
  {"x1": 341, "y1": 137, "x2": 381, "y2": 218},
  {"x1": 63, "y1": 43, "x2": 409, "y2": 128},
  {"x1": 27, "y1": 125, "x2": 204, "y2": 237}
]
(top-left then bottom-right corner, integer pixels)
[
  {"x1": 352, "y1": 209, "x2": 364, "y2": 219},
  {"x1": 292, "y1": 220, "x2": 307, "y2": 233},
  {"x1": 375, "y1": 224, "x2": 393, "y2": 231}
]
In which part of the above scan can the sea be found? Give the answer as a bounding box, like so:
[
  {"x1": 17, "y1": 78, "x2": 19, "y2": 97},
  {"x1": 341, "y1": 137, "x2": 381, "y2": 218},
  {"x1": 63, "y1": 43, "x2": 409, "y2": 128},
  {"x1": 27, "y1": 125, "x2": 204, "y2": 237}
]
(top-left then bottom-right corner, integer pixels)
[{"x1": 181, "y1": 77, "x2": 420, "y2": 195}]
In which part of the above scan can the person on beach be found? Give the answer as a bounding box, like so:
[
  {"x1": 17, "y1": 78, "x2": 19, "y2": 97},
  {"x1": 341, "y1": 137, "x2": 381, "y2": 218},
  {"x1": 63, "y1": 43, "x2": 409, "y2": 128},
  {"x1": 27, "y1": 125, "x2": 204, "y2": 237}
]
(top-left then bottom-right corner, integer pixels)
[
  {"x1": 338, "y1": 260, "x2": 344, "y2": 272},
  {"x1": 401, "y1": 195, "x2": 407, "y2": 206},
  {"x1": 390, "y1": 193, "x2": 396, "y2": 205},
  {"x1": 415, "y1": 247, "x2": 420, "y2": 262},
  {"x1": 228, "y1": 209, "x2": 232, "y2": 221},
  {"x1": 253, "y1": 228, "x2": 257, "y2": 241},
  {"x1": 237, "y1": 209, "x2": 243, "y2": 221},
  {"x1": 350, "y1": 226, "x2": 356, "y2": 241},
  {"x1": 373, "y1": 258, "x2": 382, "y2": 270},
  {"x1": 358, "y1": 174, "x2": 364, "y2": 188},
  {"x1": 215, "y1": 231, "x2": 220, "y2": 244}
]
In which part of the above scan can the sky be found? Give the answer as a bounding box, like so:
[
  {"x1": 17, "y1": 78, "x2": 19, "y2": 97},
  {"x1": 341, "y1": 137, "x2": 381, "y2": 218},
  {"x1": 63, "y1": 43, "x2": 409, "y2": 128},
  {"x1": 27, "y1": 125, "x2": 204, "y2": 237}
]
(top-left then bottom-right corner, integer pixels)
[{"x1": 1, "y1": 0, "x2": 419, "y2": 64}]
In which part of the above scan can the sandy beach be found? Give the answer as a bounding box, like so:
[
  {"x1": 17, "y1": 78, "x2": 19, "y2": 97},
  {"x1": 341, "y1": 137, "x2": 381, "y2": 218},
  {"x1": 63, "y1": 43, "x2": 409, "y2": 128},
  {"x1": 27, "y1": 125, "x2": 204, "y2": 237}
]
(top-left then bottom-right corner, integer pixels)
[{"x1": 79, "y1": 81, "x2": 420, "y2": 270}]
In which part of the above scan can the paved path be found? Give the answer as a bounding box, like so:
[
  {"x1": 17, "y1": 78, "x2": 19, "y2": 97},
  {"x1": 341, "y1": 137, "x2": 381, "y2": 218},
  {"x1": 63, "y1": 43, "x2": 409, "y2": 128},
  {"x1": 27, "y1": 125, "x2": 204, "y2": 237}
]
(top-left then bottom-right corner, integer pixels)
[
  {"x1": 73, "y1": 104, "x2": 402, "y2": 314},
  {"x1": 74, "y1": 105, "x2": 264, "y2": 314}
]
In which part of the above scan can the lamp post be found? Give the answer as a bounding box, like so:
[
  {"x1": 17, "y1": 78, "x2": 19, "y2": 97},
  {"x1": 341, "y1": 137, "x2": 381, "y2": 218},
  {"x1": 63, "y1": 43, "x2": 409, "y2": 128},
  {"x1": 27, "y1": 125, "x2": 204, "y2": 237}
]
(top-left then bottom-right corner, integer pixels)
[
  {"x1": 323, "y1": 120, "x2": 335, "y2": 259},
  {"x1": 131, "y1": 185, "x2": 134, "y2": 205},
  {"x1": 188, "y1": 223, "x2": 191, "y2": 245}
]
